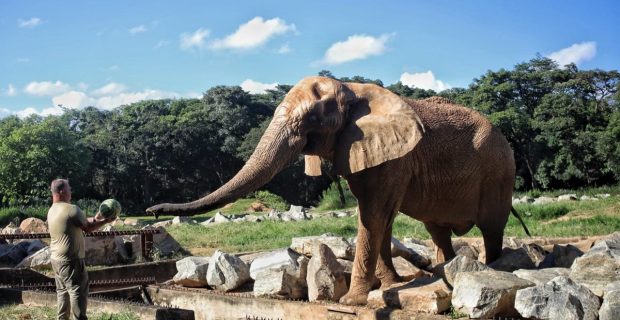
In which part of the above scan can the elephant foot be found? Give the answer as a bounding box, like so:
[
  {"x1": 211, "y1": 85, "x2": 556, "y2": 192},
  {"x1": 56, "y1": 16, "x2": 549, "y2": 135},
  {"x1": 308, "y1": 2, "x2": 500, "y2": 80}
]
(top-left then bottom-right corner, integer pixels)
[{"x1": 339, "y1": 291, "x2": 369, "y2": 306}]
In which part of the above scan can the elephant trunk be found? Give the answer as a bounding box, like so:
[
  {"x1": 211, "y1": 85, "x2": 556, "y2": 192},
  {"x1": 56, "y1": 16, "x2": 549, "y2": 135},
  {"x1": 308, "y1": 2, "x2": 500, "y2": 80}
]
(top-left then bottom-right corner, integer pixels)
[{"x1": 149, "y1": 117, "x2": 302, "y2": 216}]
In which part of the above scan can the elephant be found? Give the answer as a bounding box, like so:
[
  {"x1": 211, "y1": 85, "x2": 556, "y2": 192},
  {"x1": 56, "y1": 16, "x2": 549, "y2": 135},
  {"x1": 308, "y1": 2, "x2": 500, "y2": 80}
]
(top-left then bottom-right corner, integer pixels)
[{"x1": 147, "y1": 76, "x2": 529, "y2": 305}]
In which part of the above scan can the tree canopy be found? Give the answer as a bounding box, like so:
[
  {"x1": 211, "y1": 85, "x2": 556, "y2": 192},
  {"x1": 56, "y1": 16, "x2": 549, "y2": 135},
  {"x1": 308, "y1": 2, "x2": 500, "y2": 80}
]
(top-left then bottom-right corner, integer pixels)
[{"x1": 0, "y1": 57, "x2": 618, "y2": 211}]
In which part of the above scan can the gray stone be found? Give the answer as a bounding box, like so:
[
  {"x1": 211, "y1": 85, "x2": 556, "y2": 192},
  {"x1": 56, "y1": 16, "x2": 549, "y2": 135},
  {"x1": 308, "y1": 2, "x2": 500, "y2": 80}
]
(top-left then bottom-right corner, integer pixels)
[
  {"x1": 26, "y1": 240, "x2": 46, "y2": 255},
  {"x1": 437, "y1": 255, "x2": 490, "y2": 287},
  {"x1": 253, "y1": 255, "x2": 308, "y2": 299},
  {"x1": 538, "y1": 244, "x2": 583, "y2": 268},
  {"x1": 0, "y1": 241, "x2": 32, "y2": 267},
  {"x1": 580, "y1": 195, "x2": 599, "y2": 201},
  {"x1": 596, "y1": 193, "x2": 612, "y2": 199},
  {"x1": 206, "y1": 250, "x2": 250, "y2": 292},
  {"x1": 291, "y1": 235, "x2": 354, "y2": 260},
  {"x1": 515, "y1": 276, "x2": 600, "y2": 320},
  {"x1": 16, "y1": 246, "x2": 51, "y2": 269},
  {"x1": 149, "y1": 226, "x2": 183, "y2": 257},
  {"x1": 367, "y1": 277, "x2": 451, "y2": 314},
  {"x1": 452, "y1": 270, "x2": 534, "y2": 318},
  {"x1": 249, "y1": 248, "x2": 302, "y2": 280},
  {"x1": 243, "y1": 215, "x2": 263, "y2": 223},
  {"x1": 213, "y1": 212, "x2": 232, "y2": 224},
  {"x1": 534, "y1": 196, "x2": 556, "y2": 205},
  {"x1": 265, "y1": 209, "x2": 283, "y2": 221},
  {"x1": 173, "y1": 256, "x2": 210, "y2": 288},
  {"x1": 558, "y1": 194, "x2": 578, "y2": 201},
  {"x1": 392, "y1": 256, "x2": 424, "y2": 280},
  {"x1": 172, "y1": 216, "x2": 196, "y2": 224},
  {"x1": 151, "y1": 220, "x2": 173, "y2": 228},
  {"x1": 489, "y1": 247, "x2": 536, "y2": 272},
  {"x1": 600, "y1": 289, "x2": 620, "y2": 320},
  {"x1": 455, "y1": 244, "x2": 479, "y2": 261},
  {"x1": 306, "y1": 244, "x2": 347, "y2": 302},
  {"x1": 513, "y1": 268, "x2": 570, "y2": 285},
  {"x1": 85, "y1": 234, "x2": 119, "y2": 266},
  {"x1": 401, "y1": 239, "x2": 433, "y2": 270},
  {"x1": 569, "y1": 237, "x2": 620, "y2": 296}
]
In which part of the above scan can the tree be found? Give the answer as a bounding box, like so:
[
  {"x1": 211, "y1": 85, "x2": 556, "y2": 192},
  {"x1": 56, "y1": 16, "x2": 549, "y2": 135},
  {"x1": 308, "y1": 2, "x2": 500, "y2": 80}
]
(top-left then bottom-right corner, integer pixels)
[{"x1": 0, "y1": 116, "x2": 90, "y2": 205}]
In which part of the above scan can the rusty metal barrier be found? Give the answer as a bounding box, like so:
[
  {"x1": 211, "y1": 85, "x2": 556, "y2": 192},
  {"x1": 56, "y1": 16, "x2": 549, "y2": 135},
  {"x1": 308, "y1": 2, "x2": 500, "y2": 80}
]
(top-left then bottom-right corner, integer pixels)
[{"x1": 0, "y1": 229, "x2": 161, "y2": 259}]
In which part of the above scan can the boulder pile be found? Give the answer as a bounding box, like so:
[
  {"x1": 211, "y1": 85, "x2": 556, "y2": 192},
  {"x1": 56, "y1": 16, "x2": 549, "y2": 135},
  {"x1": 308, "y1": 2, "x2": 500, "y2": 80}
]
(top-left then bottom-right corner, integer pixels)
[{"x1": 170, "y1": 232, "x2": 620, "y2": 319}]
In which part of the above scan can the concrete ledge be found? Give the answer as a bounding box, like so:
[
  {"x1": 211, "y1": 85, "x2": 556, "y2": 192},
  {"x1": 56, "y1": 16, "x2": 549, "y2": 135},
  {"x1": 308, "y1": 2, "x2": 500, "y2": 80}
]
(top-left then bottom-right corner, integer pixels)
[{"x1": 87, "y1": 259, "x2": 177, "y2": 283}]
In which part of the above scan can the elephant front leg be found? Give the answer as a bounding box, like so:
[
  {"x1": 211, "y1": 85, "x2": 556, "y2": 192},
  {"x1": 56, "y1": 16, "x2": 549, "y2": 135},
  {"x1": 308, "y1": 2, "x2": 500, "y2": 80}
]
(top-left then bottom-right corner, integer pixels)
[{"x1": 340, "y1": 221, "x2": 383, "y2": 306}]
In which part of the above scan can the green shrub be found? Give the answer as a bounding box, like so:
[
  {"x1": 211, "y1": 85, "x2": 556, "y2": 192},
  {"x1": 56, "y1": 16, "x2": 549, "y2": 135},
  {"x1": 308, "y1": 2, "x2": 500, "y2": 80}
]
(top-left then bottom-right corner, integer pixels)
[
  {"x1": 0, "y1": 206, "x2": 47, "y2": 226},
  {"x1": 252, "y1": 190, "x2": 288, "y2": 211},
  {"x1": 75, "y1": 198, "x2": 102, "y2": 215},
  {"x1": 317, "y1": 180, "x2": 357, "y2": 211}
]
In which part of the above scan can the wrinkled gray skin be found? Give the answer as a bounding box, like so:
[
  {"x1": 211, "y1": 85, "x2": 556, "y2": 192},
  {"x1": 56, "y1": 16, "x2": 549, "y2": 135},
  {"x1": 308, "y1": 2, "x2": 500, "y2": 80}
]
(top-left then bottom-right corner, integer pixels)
[{"x1": 147, "y1": 76, "x2": 516, "y2": 305}]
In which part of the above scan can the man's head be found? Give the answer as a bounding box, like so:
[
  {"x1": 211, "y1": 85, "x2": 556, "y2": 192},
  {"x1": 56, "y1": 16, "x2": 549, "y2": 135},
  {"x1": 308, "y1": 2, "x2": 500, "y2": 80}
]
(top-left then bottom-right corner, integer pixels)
[{"x1": 51, "y1": 179, "x2": 71, "y2": 203}]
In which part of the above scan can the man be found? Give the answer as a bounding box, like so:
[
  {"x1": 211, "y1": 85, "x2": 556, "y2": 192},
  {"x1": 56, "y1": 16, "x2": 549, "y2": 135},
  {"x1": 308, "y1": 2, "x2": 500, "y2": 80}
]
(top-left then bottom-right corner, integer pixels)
[{"x1": 47, "y1": 179, "x2": 114, "y2": 320}]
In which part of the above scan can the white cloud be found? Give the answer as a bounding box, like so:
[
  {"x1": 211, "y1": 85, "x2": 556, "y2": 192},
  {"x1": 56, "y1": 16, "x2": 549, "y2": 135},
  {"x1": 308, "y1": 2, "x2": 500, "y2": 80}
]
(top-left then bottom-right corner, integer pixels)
[
  {"x1": 154, "y1": 40, "x2": 170, "y2": 49},
  {"x1": 240, "y1": 79, "x2": 278, "y2": 94},
  {"x1": 15, "y1": 108, "x2": 39, "y2": 118},
  {"x1": 210, "y1": 17, "x2": 295, "y2": 50},
  {"x1": 0, "y1": 108, "x2": 10, "y2": 118},
  {"x1": 3, "y1": 84, "x2": 17, "y2": 96},
  {"x1": 129, "y1": 25, "x2": 147, "y2": 35},
  {"x1": 547, "y1": 41, "x2": 597, "y2": 66},
  {"x1": 95, "y1": 89, "x2": 178, "y2": 109},
  {"x1": 277, "y1": 44, "x2": 291, "y2": 54},
  {"x1": 52, "y1": 91, "x2": 96, "y2": 108},
  {"x1": 180, "y1": 28, "x2": 211, "y2": 50},
  {"x1": 18, "y1": 17, "x2": 42, "y2": 28},
  {"x1": 400, "y1": 70, "x2": 450, "y2": 92},
  {"x1": 321, "y1": 34, "x2": 392, "y2": 65},
  {"x1": 92, "y1": 82, "x2": 126, "y2": 96},
  {"x1": 24, "y1": 81, "x2": 71, "y2": 96}
]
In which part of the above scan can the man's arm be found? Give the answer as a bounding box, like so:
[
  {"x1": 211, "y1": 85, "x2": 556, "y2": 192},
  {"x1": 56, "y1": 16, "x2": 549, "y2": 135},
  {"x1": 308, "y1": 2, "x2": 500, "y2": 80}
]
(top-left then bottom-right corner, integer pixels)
[{"x1": 81, "y1": 212, "x2": 115, "y2": 233}]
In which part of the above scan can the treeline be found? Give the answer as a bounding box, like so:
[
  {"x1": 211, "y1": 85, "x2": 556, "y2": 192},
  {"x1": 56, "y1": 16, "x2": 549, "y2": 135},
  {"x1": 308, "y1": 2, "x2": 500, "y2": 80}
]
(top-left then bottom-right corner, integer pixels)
[{"x1": 0, "y1": 57, "x2": 618, "y2": 212}]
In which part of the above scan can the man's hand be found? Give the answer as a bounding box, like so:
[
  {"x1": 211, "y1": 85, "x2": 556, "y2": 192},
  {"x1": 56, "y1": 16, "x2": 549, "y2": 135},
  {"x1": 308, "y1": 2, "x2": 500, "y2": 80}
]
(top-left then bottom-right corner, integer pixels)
[{"x1": 94, "y1": 211, "x2": 116, "y2": 223}]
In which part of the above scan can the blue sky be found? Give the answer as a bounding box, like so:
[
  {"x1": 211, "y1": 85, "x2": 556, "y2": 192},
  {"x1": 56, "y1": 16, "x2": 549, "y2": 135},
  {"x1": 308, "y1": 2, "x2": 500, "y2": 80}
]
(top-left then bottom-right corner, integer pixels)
[{"x1": 1, "y1": 0, "x2": 619, "y2": 117}]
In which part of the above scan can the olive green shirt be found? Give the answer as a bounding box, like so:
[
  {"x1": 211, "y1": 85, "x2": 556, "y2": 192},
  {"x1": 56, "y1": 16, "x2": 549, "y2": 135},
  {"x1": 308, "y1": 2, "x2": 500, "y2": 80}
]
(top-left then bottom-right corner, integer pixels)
[{"x1": 47, "y1": 202, "x2": 88, "y2": 261}]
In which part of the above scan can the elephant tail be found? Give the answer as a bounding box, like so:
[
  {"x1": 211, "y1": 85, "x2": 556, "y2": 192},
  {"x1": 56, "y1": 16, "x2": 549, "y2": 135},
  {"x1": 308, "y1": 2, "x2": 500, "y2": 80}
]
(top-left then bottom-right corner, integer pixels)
[{"x1": 511, "y1": 207, "x2": 531, "y2": 237}]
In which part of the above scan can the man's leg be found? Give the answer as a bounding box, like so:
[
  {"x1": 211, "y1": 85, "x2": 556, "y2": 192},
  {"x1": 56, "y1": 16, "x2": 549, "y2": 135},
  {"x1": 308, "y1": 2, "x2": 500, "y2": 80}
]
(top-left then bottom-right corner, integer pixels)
[
  {"x1": 51, "y1": 259, "x2": 70, "y2": 320},
  {"x1": 67, "y1": 259, "x2": 89, "y2": 320}
]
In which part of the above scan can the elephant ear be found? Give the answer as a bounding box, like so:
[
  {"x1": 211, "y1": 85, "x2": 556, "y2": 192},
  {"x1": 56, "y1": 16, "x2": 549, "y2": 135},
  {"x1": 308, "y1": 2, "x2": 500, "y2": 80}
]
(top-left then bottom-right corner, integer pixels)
[{"x1": 334, "y1": 86, "x2": 424, "y2": 175}]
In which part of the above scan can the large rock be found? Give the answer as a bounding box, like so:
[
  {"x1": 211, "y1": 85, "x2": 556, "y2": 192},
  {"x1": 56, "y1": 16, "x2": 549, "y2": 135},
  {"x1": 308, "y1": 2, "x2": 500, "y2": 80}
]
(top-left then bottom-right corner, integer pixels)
[
  {"x1": 402, "y1": 238, "x2": 434, "y2": 265},
  {"x1": 513, "y1": 268, "x2": 570, "y2": 285},
  {"x1": 534, "y1": 196, "x2": 556, "y2": 205},
  {"x1": 249, "y1": 248, "x2": 302, "y2": 280},
  {"x1": 26, "y1": 239, "x2": 46, "y2": 255},
  {"x1": 392, "y1": 237, "x2": 432, "y2": 270},
  {"x1": 284, "y1": 205, "x2": 311, "y2": 221},
  {"x1": 515, "y1": 276, "x2": 600, "y2": 320},
  {"x1": 367, "y1": 277, "x2": 451, "y2": 314},
  {"x1": 151, "y1": 220, "x2": 173, "y2": 228},
  {"x1": 206, "y1": 250, "x2": 250, "y2": 292},
  {"x1": 538, "y1": 244, "x2": 583, "y2": 268},
  {"x1": 16, "y1": 246, "x2": 51, "y2": 270},
  {"x1": 488, "y1": 247, "x2": 536, "y2": 272},
  {"x1": 172, "y1": 216, "x2": 196, "y2": 224},
  {"x1": 558, "y1": 194, "x2": 578, "y2": 201},
  {"x1": 173, "y1": 256, "x2": 210, "y2": 288},
  {"x1": 19, "y1": 217, "x2": 47, "y2": 233},
  {"x1": 291, "y1": 235, "x2": 354, "y2": 260},
  {"x1": 569, "y1": 237, "x2": 620, "y2": 296},
  {"x1": 452, "y1": 270, "x2": 534, "y2": 318},
  {"x1": 1, "y1": 222, "x2": 21, "y2": 243},
  {"x1": 392, "y1": 256, "x2": 425, "y2": 280},
  {"x1": 600, "y1": 289, "x2": 620, "y2": 320},
  {"x1": 306, "y1": 244, "x2": 347, "y2": 302},
  {"x1": 0, "y1": 241, "x2": 33, "y2": 267},
  {"x1": 139, "y1": 226, "x2": 183, "y2": 259},
  {"x1": 253, "y1": 255, "x2": 308, "y2": 299},
  {"x1": 435, "y1": 255, "x2": 490, "y2": 287},
  {"x1": 85, "y1": 234, "x2": 119, "y2": 266}
]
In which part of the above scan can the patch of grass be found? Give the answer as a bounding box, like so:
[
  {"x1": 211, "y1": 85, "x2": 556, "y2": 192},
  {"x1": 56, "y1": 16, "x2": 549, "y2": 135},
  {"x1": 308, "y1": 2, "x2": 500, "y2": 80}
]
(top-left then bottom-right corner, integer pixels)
[
  {"x1": 515, "y1": 203, "x2": 571, "y2": 220},
  {"x1": 252, "y1": 190, "x2": 289, "y2": 211},
  {"x1": 0, "y1": 304, "x2": 138, "y2": 320},
  {"x1": 316, "y1": 181, "x2": 357, "y2": 211}
]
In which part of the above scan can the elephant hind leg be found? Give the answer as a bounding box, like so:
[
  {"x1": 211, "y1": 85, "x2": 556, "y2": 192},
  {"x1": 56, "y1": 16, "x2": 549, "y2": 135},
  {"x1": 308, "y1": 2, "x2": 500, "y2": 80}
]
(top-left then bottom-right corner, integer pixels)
[
  {"x1": 424, "y1": 222, "x2": 455, "y2": 264},
  {"x1": 481, "y1": 228, "x2": 503, "y2": 263}
]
